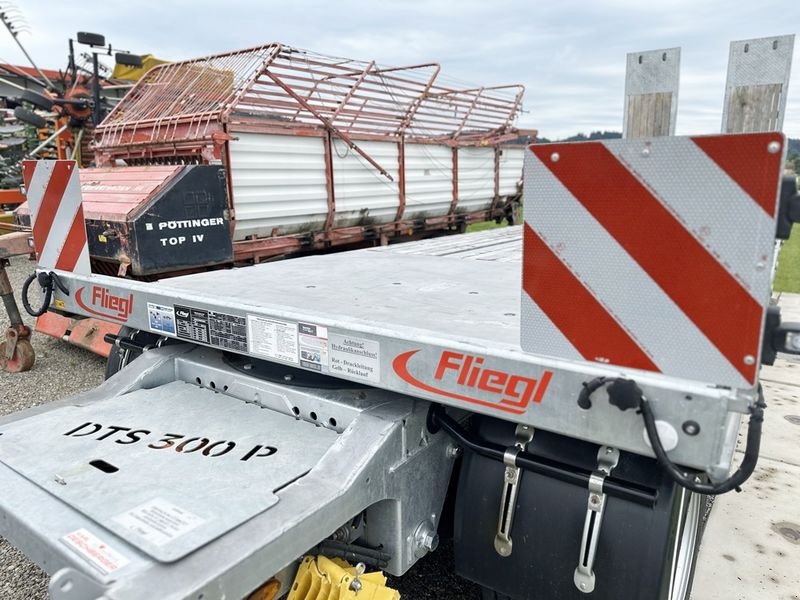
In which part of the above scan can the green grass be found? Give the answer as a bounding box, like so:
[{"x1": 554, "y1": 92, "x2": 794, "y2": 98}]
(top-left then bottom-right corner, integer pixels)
[
  {"x1": 775, "y1": 233, "x2": 800, "y2": 293},
  {"x1": 467, "y1": 220, "x2": 507, "y2": 233}
]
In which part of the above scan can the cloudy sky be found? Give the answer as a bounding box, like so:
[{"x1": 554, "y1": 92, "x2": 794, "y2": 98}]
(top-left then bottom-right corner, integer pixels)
[{"x1": 2, "y1": 0, "x2": 798, "y2": 138}]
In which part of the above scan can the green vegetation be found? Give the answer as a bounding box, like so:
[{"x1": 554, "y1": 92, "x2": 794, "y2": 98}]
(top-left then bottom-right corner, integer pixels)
[
  {"x1": 467, "y1": 220, "x2": 507, "y2": 233},
  {"x1": 775, "y1": 233, "x2": 800, "y2": 293}
]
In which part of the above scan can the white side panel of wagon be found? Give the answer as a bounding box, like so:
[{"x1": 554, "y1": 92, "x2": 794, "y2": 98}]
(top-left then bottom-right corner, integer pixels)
[
  {"x1": 404, "y1": 144, "x2": 453, "y2": 220},
  {"x1": 457, "y1": 147, "x2": 495, "y2": 212},
  {"x1": 228, "y1": 133, "x2": 328, "y2": 240},
  {"x1": 498, "y1": 146, "x2": 524, "y2": 196},
  {"x1": 332, "y1": 139, "x2": 400, "y2": 228}
]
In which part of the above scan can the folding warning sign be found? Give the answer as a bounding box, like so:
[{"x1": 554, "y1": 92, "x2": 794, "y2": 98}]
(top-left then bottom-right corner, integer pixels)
[
  {"x1": 521, "y1": 133, "x2": 785, "y2": 389},
  {"x1": 22, "y1": 160, "x2": 90, "y2": 275}
]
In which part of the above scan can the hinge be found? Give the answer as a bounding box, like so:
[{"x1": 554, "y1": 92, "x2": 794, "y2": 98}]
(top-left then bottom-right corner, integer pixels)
[
  {"x1": 574, "y1": 445, "x2": 619, "y2": 593},
  {"x1": 493, "y1": 423, "x2": 534, "y2": 557}
]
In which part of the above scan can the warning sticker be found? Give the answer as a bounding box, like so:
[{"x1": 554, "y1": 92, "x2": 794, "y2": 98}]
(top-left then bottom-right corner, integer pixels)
[
  {"x1": 247, "y1": 315, "x2": 299, "y2": 364},
  {"x1": 114, "y1": 498, "x2": 205, "y2": 547},
  {"x1": 328, "y1": 333, "x2": 380, "y2": 383},
  {"x1": 298, "y1": 322, "x2": 328, "y2": 372},
  {"x1": 62, "y1": 528, "x2": 129, "y2": 575},
  {"x1": 148, "y1": 302, "x2": 176, "y2": 336}
]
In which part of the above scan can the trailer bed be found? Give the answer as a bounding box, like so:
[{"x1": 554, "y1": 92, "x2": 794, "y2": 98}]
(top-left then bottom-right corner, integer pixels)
[{"x1": 35, "y1": 226, "x2": 742, "y2": 478}]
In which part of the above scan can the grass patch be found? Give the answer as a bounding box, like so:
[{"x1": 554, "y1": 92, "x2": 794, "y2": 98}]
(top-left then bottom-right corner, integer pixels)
[
  {"x1": 467, "y1": 220, "x2": 507, "y2": 233},
  {"x1": 775, "y1": 233, "x2": 800, "y2": 293}
]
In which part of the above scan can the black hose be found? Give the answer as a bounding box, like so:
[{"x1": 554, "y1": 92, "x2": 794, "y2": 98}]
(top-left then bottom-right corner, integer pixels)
[
  {"x1": 21, "y1": 271, "x2": 69, "y2": 317},
  {"x1": 577, "y1": 376, "x2": 764, "y2": 495},
  {"x1": 641, "y1": 392, "x2": 764, "y2": 494}
]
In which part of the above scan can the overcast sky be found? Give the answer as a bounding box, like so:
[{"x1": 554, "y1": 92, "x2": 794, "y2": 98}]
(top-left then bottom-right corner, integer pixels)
[{"x1": 2, "y1": 0, "x2": 798, "y2": 138}]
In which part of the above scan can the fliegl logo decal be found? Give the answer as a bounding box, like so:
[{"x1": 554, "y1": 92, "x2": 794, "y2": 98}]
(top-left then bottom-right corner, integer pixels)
[
  {"x1": 75, "y1": 286, "x2": 134, "y2": 322},
  {"x1": 393, "y1": 349, "x2": 553, "y2": 415}
]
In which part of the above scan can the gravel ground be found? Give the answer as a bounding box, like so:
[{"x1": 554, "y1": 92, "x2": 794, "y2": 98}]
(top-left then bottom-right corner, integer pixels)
[{"x1": 0, "y1": 254, "x2": 481, "y2": 599}]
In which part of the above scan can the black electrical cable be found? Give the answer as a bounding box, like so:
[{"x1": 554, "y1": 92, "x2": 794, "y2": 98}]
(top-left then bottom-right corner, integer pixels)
[
  {"x1": 641, "y1": 391, "x2": 764, "y2": 495},
  {"x1": 579, "y1": 377, "x2": 765, "y2": 495},
  {"x1": 21, "y1": 271, "x2": 69, "y2": 317}
]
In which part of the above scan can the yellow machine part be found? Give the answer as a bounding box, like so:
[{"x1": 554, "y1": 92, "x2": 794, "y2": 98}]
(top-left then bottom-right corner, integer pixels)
[
  {"x1": 111, "y1": 54, "x2": 169, "y2": 81},
  {"x1": 287, "y1": 556, "x2": 400, "y2": 600}
]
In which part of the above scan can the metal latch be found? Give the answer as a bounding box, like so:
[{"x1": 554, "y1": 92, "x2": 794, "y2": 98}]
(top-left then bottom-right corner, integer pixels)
[
  {"x1": 494, "y1": 424, "x2": 534, "y2": 557},
  {"x1": 574, "y1": 446, "x2": 619, "y2": 594}
]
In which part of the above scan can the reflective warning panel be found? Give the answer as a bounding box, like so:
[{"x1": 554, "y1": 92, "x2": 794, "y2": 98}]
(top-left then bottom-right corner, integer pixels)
[
  {"x1": 521, "y1": 133, "x2": 785, "y2": 388},
  {"x1": 22, "y1": 160, "x2": 90, "y2": 275}
]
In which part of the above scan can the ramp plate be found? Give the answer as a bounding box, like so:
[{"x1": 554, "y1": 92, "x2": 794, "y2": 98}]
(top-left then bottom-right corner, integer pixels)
[{"x1": 0, "y1": 381, "x2": 338, "y2": 562}]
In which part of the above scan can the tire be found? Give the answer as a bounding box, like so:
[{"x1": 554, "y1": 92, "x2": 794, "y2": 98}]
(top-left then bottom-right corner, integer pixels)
[
  {"x1": 13, "y1": 106, "x2": 47, "y2": 129},
  {"x1": 105, "y1": 327, "x2": 173, "y2": 379},
  {"x1": 20, "y1": 89, "x2": 55, "y2": 111}
]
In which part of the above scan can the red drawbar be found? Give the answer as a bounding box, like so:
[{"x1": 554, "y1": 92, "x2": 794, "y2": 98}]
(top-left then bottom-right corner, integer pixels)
[
  {"x1": 529, "y1": 142, "x2": 763, "y2": 383},
  {"x1": 691, "y1": 133, "x2": 783, "y2": 217},
  {"x1": 30, "y1": 162, "x2": 73, "y2": 255},
  {"x1": 522, "y1": 225, "x2": 659, "y2": 373}
]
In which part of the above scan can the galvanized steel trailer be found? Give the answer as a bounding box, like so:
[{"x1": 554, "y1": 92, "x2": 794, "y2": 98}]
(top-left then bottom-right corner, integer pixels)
[{"x1": 2, "y1": 129, "x2": 799, "y2": 600}]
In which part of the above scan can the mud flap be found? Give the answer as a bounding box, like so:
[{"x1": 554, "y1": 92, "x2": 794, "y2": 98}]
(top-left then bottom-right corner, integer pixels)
[{"x1": 454, "y1": 416, "x2": 682, "y2": 600}]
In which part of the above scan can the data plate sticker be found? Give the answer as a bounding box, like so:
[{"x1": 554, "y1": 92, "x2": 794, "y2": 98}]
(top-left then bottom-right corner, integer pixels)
[
  {"x1": 247, "y1": 315, "x2": 299, "y2": 364},
  {"x1": 62, "y1": 528, "x2": 129, "y2": 575},
  {"x1": 328, "y1": 333, "x2": 380, "y2": 383},
  {"x1": 148, "y1": 302, "x2": 176, "y2": 336},
  {"x1": 175, "y1": 305, "x2": 210, "y2": 344},
  {"x1": 175, "y1": 304, "x2": 248, "y2": 352},
  {"x1": 299, "y1": 322, "x2": 328, "y2": 371},
  {"x1": 114, "y1": 498, "x2": 205, "y2": 547}
]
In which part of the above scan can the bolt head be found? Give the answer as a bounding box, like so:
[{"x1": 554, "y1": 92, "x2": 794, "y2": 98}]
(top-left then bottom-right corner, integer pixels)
[
  {"x1": 767, "y1": 141, "x2": 781, "y2": 154},
  {"x1": 550, "y1": 152, "x2": 560, "y2": 162},
  {"x1": 743, "y1": 355, "x2": 755, "y2": 366},
  {"x1": 641, "y1": 147, "x2": 651, "y2": 157}
]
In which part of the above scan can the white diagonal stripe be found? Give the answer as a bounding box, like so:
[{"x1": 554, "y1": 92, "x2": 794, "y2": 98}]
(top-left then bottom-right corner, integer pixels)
[
  {"x1": 523, "y1": 150, "x2": 747, "y2": 387},
  {"x1": 520, "y1": 294, "x2": 582, "y2": 362},
  {"x1": 73, "y1": 242, "x2": 91, "y2": 275},
  {"x1": 25, "y1": 160, "x2": 54, "y2": 222},
  {"x1": 603, "y1": 136, "x2": 775, "y2": 299}
]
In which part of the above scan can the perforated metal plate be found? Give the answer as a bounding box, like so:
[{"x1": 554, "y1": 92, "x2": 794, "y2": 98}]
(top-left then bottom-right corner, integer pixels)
[{"x1": 0, "y1": 381, "x2": 338, "y2": 562}]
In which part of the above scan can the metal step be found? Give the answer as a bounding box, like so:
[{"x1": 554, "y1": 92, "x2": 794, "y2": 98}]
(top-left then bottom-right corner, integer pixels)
[{"x1": 0, "y1": 380, "x2": 338, "y2": 562}]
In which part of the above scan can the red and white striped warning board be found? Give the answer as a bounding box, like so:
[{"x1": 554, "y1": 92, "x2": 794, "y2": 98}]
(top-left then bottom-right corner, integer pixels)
[
  {"x1": 521, "y1": 133, "x2": 785, "y2": 389},
  {"x1": 22, "y1": 160, "x2": 90, "y2": 275}
]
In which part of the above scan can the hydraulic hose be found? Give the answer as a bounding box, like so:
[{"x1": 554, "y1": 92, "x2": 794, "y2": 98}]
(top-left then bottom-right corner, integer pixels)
[{"x1": 21, "y1": 271, "x2": 69, "y2": 317}]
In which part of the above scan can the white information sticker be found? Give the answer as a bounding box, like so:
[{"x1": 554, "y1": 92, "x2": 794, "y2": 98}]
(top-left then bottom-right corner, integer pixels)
[
  {"x1": 147, "y1": 302, "x2": 176, "y2": 336},
  {"x1": 328, "y1": 333, "x2": 381, "y2": 383},
  {"x1": 298, "y1": 322, "x2": 328, "y2": 372},
  {"x1": 114, "y1": 498, "x2": 205, "y2": 547},
  {"x1": 62, "y1": 528, "x2": 129, "y2": 575},
  {"x1": 247, "y1": 315, "x2": 299, "y2": 364}
]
